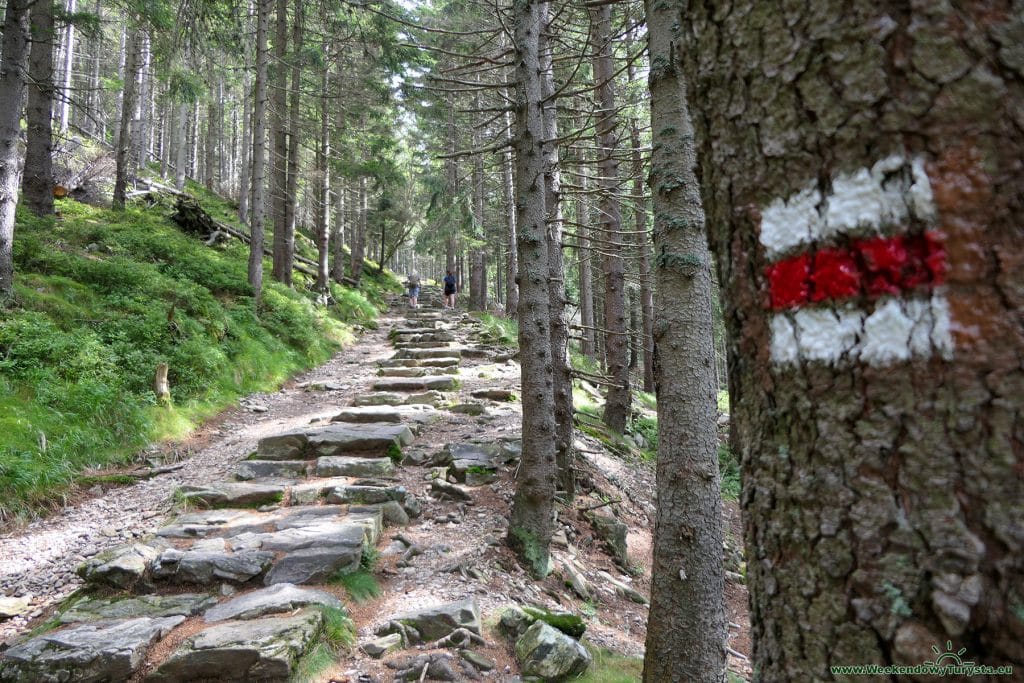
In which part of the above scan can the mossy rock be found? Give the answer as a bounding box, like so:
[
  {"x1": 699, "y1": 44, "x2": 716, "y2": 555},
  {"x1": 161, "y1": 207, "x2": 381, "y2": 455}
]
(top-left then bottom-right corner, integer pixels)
[{"x1": 521, "y1": 606, "x2": 586, "y2": 638}]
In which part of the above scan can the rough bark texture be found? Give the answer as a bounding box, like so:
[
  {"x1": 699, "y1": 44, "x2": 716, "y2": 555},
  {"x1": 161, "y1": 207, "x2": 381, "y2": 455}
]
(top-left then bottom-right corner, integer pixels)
[
  {"x1": 502, "y1": 108, "x2": 519, "y2": 314},
  {"x1": 469, "y1": 137, "x2": 486, "y2": 311},
  {"x1": 269, "y1": 0, "x2": 289, "y2": 283},
  {"x1": 112, "y1": 26, "x2": 140, "y2": 210},
  {"x1": 682, "y1": 2, "x2": 1024, "y2": 679},
  {"x1": 577, "y1": 151, "x2": 595, "y2": 358},
  {"x1": 642, "y1": 3, "x2": 726, "y2": 680},
  {"x1": 23, "y1": 0, "x2": 55, "y2": 217},
  {"x1": 590, "y1": 5, "x2": 630, "y2": 433},
  {"x1": 507, "y1": 0, "x2": 557, "y2": 579},
  {"x1": 314, "y1": 66, "x2": 330, "y2": 294},
  {"x1": 238, "y1": 69, "x2": 251, "y2": 224},
  {"x1": 57, "y1": 0, "x2": 74, "y2": 133},
  {"x1": 280, "y1": 0, "x2": 303, "y2": 286},
  {"x1": 174, "y1": 101, "x2": 188, "y2": 191},
  {"x1": 0, "y1": 0, "x2": 31, "y2": 302},
  {"x1": 631, "y1": 121, "x2": 655, "y2": 392},
  {"x1": 349, "y1": 176, "x2": 366, "y2": 285},
  {"x1": 248, "y1": 0, "x2": 271, "y2": 306}
]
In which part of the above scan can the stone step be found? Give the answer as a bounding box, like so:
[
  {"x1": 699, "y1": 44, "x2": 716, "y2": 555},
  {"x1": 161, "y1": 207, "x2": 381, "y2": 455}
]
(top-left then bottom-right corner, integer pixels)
[
  {"x1": 394, "y1": 347, "x2": 464, "y2": 360},
  {"x1": 59, "y1": 594, "x2": 217, "y2": 625},
  {"x1": 393, "y1": 340, "x2": 453, "y2": 349},
  {"x1": 372, "y1": 376, "x2": 458, "y2": 392},
  {"x1": 471, "y1": 388, "x2": 518, "y2": 401},
  {"x1": 177, "y1": 482, "x2": 289, "y2": 508},
  {"x1": 203, "y1": 584, "x2": 343, "y2": 622},
  {"x1": 330, "y1": 404, "x2": 439, "y2": 424},
  {"x1": 316, "y1": 456, "x2": 395, "y2": 478},
  {"x1": 379, "y1": 357, "x2": 460, "y2": 368},
  {"x1": 377, "y1": 365, "x2": 451, "y2": 377},
  {"x1": 253, "y1": 422, "x2": 414, "y2": 461},
  {"x1": 235, "y1": 460, "x2": 310, "y2": 481}
]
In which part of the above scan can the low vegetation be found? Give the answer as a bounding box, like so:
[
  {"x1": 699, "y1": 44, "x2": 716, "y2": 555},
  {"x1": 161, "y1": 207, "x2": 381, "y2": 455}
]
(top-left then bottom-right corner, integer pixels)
[{"x1": 0, "y1": 194, "x2": 399, "y2": 524}]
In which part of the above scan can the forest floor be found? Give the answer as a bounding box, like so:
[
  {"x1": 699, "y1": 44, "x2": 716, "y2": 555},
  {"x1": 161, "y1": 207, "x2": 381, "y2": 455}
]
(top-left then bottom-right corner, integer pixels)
[{"x1": 0, "y1": 299, "x2": 751, "y2": 681}]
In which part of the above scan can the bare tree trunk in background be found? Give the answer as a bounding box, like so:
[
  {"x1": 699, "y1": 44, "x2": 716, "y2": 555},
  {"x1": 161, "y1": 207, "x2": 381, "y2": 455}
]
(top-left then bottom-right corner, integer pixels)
[
  {"x1": 469, "y1": 136, "x2": 485, "y2": 310},
  {"x1": 577, "y1": 148, "x2": 595, "y2": 358},
  {"x1": 204, "y1": 62, "x2": 217, "y2": 191},
  {"x1": 269, "y1": 0, "x2": 289, "y2": 283},
  {"x1": 445, "y1": 97, "x2": 457, "y2": 277},
  {"x1": 631, "y1": 121, "x2": 654, "y2": 392},
  {"x1": 112, "y1": 25, "x2": 141, "y2": 210},
  {"x1": 133, "y1": 31, "x2": 150, "y2": 172},
  {"x1": 590, "y1": 4, "x2": 629, "y2": 433},
  {"x1": 23, "y1": 0, "x2": 56, "y2": 216},
  {"x1": 349, "y1": 175, "x2": 366, "y2": 285},
  {"x1": 280, "y1": 0, "x2": 303, "y2": 286},
  {"x1": 173, "y1": 100, "x2": 188, "y2": 190},
  {"x1": 87, "y1": 0, "x2": 101, "y2": 138},
  {"x1": 683, "y1": 2, "x2": 1024, "y2": 679},
  {"x1": 331, "y1": 179, "x2": 345, "y2": 284},
  {"x1": 248, "y1": 0, "x2": 271, "y2": 307},
  {"x1": 314, "y1": 64, "x2": 330, "y2": 294},
  {"x1": 238, "y1": 69, "x2": 251, "y2": 223},
  {"x1": 507, "y1": 0, "x2": 557, "y2": 579},
  {"x1": 502, "y1": 105, "x2": 518, "y2": 315},
  {"x1": 0, "y1": 0, "x2": 31, "y2": 303},
  {"x1": 57, "y1": 0, "x2": 75, "y2": 133}
]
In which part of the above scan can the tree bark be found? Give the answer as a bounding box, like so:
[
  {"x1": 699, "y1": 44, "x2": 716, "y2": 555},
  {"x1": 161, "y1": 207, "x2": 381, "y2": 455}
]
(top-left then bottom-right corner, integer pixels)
[
  {"x1": 173, "y1": 101, "x2": 188, "y2": 191},
  {"x1": 576, "y1": 148, "x2": 596, "y2": 358},
  {"x1": 238, "y1": 69, "x2": 251, "y2": 223},
  {"x1": 590, "y1": 5, "x2": 630, "y2": 433},
  {"x1": 0, "y1": 0, "x2": 31, "y2": 303},
  {"x1": 641, "y1": 4, "x2": 726, "y2": 678},
  {"x1": 502, "y1": 105, "x2": 518, "y2": 315},
  {"x1": 249, "y1": 0, "x2": 271, "y2": 307},
  {"x1": 112, "y1": 24, "x2": 140, "y2": 210},
  {"x1": 683, "y1": 2, "x2": 1024, "y2": 679},
  {"x1": 314, "y1": 64, "x2": 330, "y2": 293},
  {"x1": 57, "y1": 0, "x2": 75, "y2": 133},
  {"x1": 507, "y1": 0, "x2": 557, "y2": 579},
  {"x1": 23, "y1": 0, "x2": 56, "y2": 217},
  {"x1": 349, "y1": 175, "x2": 366, "y2": 285},
  {"x1": 269, "y1": 0, "x2": 289, "y2": 283},
  {"x1": 631, "y1": 121, "x2": 654, "y2": 392},
  {"x1": 279, "y1": 0, "x2": 303, "y2": 286}
]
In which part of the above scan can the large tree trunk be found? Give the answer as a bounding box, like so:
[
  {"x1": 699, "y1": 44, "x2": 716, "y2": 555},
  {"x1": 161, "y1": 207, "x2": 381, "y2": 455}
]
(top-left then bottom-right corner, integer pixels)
[
  {"x1": 133, "y1": 31, "x2": 151, "y2": 173},
  {"x1": 248, "y1": 0, "x2": 271, "y2": 307},
  {"x1": 0, "y1": 0, "x2": 31, "y2": 303},
  {"x1": 590, "y1": 5, "x2": 630, "y2": 433},
  {"x1": 631, "y1": 121, "x2": 654, "y2": 392},
  {"x1": 469, "y1": 145, "x2": 486, "y2": 311},
  {"x1": 269, "y1": 0, "x2": 289, "y2": 283},
  {"x1": 112, "y1": 25, "x2": 140, "y2": 210},
  {"x1": 173, "y1": 101, "x2": 188, "y2": 191},
  {"x1": 507, "y1": 0, "x2": 557, "y2": 579},
  {"x1": 502, "y1": 105, "x2": 518, "y2": 315},
  {"x1": 280, "y1": 0, "x2": 303, "y2": 286},
  {"x1": 23, "y1": 0, "x2": 55, "y2": 217},
  {"x1": 576, "y1": 148, "x2": 596, "y2": 358},
  {"x1": 331, "y1": 179, "x2": 345, "y2": 284},
  {"x1": 641, "y1": 3, "x2": 725, "y2": 679},
  {"x1": 683, "y1": 2, "x2": 1024, "y2": 679}
]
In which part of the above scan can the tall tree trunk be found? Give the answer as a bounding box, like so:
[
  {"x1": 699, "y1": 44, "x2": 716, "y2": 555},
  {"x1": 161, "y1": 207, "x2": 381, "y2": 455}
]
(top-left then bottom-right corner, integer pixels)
[
  {"x1": 173, "y1": 101, "x2": 188, "y2": 190},
  {"x1": 577, "y1": 151, "x2": 596, "y2": 358},
  {"x1": 57, "y1": 0, "x2": 75, "y2": 132},
  {"x1": 507, "y1": 0, "x2": 557, "y2": 578},
  {"x1": 87, "y1": 0, "x2": 101, "y2": 138},
  {"x1": 684, "y1": 2, "x2": 1024, "y2": 679},
  {"x1": 238, "y1": 70, "x2": 251, "y2": 223},
  {"x1": 331, "y1": 181, "x2": 345, "y2": 284},
  {"x1": 23, "y1": 0, "x2": 56, "y2": 216},
  {"x1": 502, "y1": 106, "x2": 518, "y2": 315},
  {"x1": 642, "y1": 3, "x2": 726, "y2": 679},
  {"x1": 630, "y1": 121, "x2": 654, "y2": 392},
  {"x1": 348, "y1": 175, "x2": 366, "y2": 285},
  {"x1": 0, "y1": 0, "x2": 31, "y2": 303},
  {"x1": 469, "y1": 140, "x2": 486, "y2": 310},
  {"x1": 249, "y1": 0, "x2": 271, "y2": 307},
  {"x1": 112, "y1": 25, "x2": 140, "y2": 210},
  {"x1": 133, "y1": 31, "x2": 150, "y2": 172},
  {"x1": 204, "y1": 63, "x2": 217, "y2": 191},
  {"x1": 314, "y1": 64, "x2": 330, "y2": 294},
  {"x1": 279, "y1": 0, "x2": 302, "y2": 285},
  {"x1": 269, "y1": 0, "x2": 289, "y2": 282},
  {"x1": 590, "y1": 5, "x2": 630, "y2": 433}
]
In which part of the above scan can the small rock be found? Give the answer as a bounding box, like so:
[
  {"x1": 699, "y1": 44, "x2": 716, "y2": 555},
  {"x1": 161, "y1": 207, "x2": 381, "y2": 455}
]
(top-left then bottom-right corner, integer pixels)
[
  {"x1": 361, "y1": 632, "x2": 403, "y2": 658},
  {"x1": 0, "y1": 596, "x2": 32, "y2": 620},
  {"x1": 460, "y1": 649, "x2": 496, "y2": 671}
]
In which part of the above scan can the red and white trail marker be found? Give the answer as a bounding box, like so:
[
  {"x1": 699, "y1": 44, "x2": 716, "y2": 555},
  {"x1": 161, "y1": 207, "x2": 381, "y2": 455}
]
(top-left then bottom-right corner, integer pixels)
[{"x1": 760, "y1": 155, "x2": 954, "y2": 367}]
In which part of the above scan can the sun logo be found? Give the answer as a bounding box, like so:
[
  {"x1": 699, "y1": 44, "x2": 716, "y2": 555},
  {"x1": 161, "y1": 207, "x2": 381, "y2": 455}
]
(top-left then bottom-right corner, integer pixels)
[{"x1": 923, "y1": 641, "x2": 975, "y2": 668}]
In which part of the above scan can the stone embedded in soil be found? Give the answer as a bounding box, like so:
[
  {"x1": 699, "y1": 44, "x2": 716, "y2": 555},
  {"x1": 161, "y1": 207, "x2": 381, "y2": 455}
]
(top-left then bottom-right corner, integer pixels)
[
  {"x1": 151, "y1": 548, "x2": 275, "y2": 585},
  {"x1": 372, "y1": 376, "x2": 458, "y2": 392},
  {"x1": 515, "y1": 621, "x2": 591, "y2": 681},
  {"x1": 0, "y1": 596, "x2": 32, "y2": 620},
  {"x1": 377, "y1": 365, "x2": 450, "y2": 377},
  {"x1": 331, "y1": 404, "x2": 439, "y2": 425},
  {"x1": 76, "y1": 542, "x2": 163, "y2": 590},
  {"x1": 361, "y1": 632, "x2": 403, "y2": 658},
  {"x1": 264, "y1": 545, "x2": 362, "y2": 585},
  {"x1": 204, "y1": 583, "x2": 343, "y2": 622},
  {"x1": 431, "y1": 480, "x2": 473, "y2": 502},
  {"x1": 228, "y1": 521, "x2": 366, "y2": 554},
  {"x1": 395, "y1": 347, "x2": 463, "y2": 360},
  {"x1": 589, "y1": 513, "x2": 629, "y2": 565},
  {"x1": 461, "y1": 650, "x2": 496, "y2": 672},
  {"x1": 520, "y1": 606, "x2": 586, "y2": 638},
  {"x1": 381, "y1": 597, "x2": 481, "y2": 642},
  {"x1": 325, "y1": 484, "x2": 407, "y2": 505},
  {"x1": 471, "y1": 388, "x2": 516, "y2": 401},
  {"x1": 177, "y1": 482, "x2": 287, "y2": 507},
  {"x1": 352, "y1": 391, "x2": 406, "y2": 405},
  {"x1": 59, "y1": 594, "x2": 217, "y2": 624},
  {"x1": 0, "y1": 616, "x2": 184, "y2": 683},
  {"x1": 254, "y1": 422, "x2": 414, "y2": 461},
  {"x1": 448, "y1": 402, "x2": 485, "y2": 416},
  {"x1": 379, "y1": 500, "x2": 410, "y2": 527},
  {"x1": 146, "y1": 609, "x2": 322, "y2": 682},
  {"x1": 235, "y1": 460, "x2": 309, "y2": 481},
  {"x1": 380, "y1": 356, "x2": 461, "y2": 368},
  {"x1": 316, "y1": 456, "x2": 396, "y2": 478},
  {"x1": 157, "y1": 510, "x2": 270, "y2": 539}
]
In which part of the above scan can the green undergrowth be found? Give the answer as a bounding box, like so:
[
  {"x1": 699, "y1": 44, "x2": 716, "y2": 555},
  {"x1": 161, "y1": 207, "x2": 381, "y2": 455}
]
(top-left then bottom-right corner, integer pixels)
[
  {"x1": 0, "y1": 196, "x2": 398, "y2": 525},
  {"x1": 293, "y1": 606, "x2": 355, "y2": 682},
  {"x1": 473, "y1": 312, "x2": 517, "y2": 347},
  {"x1": 332, "y1": 569, "x2": 382, "y2": 603},
  {"x1": 574, "y1": 646, "x2": 644, "y2": 683}
]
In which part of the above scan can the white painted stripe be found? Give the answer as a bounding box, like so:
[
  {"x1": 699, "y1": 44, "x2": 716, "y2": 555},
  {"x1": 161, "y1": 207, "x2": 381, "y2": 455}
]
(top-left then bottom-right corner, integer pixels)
[
  {"x1": 759, "y1": 155, "x2": 938, "y2": 258},
  {"x1": 769, "y1": 295, "x2": 953, "y2": 367}
]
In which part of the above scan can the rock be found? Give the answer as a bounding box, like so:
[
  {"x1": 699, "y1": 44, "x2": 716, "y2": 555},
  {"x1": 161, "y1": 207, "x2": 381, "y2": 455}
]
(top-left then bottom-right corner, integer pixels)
[
  {"x1": 515, "y1": 621, "x2": 591, "y2": 681},
  {"x1": 386, "y1": 653, "x2": 461, "y2": 682},
  {"x1": 59, "y1": 594, "x2": 216, "y2": 624},
  {"x1": 596, "y1": 571, "x2": 648, "y2": 605},
  {"x1": 76, "y1": 543, "x2": 162, "y2": 589},
  {"x1": 264, "y1": 546, "x2": 362, "y2": 585},
  {"x1": 382, "y1": 598, "x2": 481, "y2": 643},
  {"x1": 177, "y1": 482, "x2": 286, "y2": 507},
  {"x1": 448, "y1": 403, "x2": 485, "y2": 416},
  {"x1": 556, "y1": 557, "x2": 590, "y2": 601},
  {"x1": 204, "y1": 583, "x2": 343, "y2": 622},
  {"x1": 404, "y1": 390, "x2": 446, "y2": 406},
  {"x1": 470, "y1": 388, "x2": 516, "y2": 401},
  {"x1": 464, "y1": 469, "x2": 497, "y2": 486},
  {"x1": 415, "y1": 357, "x2": 461, "y2": 368},
  {"x1": 402, "y1": 496, "x2": 423, "y2": 519},
  {"x1": 325, "y1": 485, "x2": 407, "y2": 505},
  {"x1": 152, "y1": 549, "x2": 275, "y2": 585},
  {"x1": 157, "y1": 509, "x2": 269, "y2": 539},
  {"x1": 352, "y1": 392, "x2": 405, "y2": 406},
  {"x1": 316, "y1": 456, "x2": 395, "y2": 478},
  {"x1": 379, "y1": 500, "x2": 410, "y2": 527},
  {"x1": 361, "y1": 632, "x2": 403, "y2": 658},
  {"x1": 231, "y1": 522, "x2": 367, "y2": 553},
  {"x1": 146, "y1": 609, "x2": 322, "y2": 682},
  {"x1": 331, "y1": 406, "x2": 402, "y2": 423},
  {"x1": 235, "y1": 460, "x2": 309, "y2": 481},
  {"x1": 0, "y1": 616, "x2": 183, "y2": 682},
  {"x1": 0, "y1": 596, "x2": 32, "y2": 620},
  {"x1": 431, "y1": 480, "x2": 473, "y2": 502},
  {"x1": 255, "y1": 423, "x2": 413, "y2": 460},
  {"x1": 299, "y1": 380, "x2": 346, "y2": 391},
  {"x1": 498, "y1": 605, "x2": 533, "y2": 640},
  {"x1": 396, "y1": 347, "x2": 463, "y2": 360},
  {"x1": 521, "y1": 606, "x2": 586, "y2": 638},
  {"x1": 589, "y1": 513, "x2": 629, "y2": 565},
  {"x1": 372, "y1": 376, "x2": 458, "y2": 392},
  {"x1": 460, "y1": 650, "x2": 496, "y2": 671},
  {"x1": 377, "y1": 366, "x2": 450, "y2": 377}
]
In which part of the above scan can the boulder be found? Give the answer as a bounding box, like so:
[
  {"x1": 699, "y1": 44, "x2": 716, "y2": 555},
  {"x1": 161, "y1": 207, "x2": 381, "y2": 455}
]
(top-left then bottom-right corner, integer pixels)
[
  {"x1": 316, "y1": 456, "x2": 395, "y2": 478},
  {"x1": 76, "y1": 543, "x2": 162, "y2": 589},
  {"x1": 234, "y1": 460, "x2": 308, "y2": 481},
  {"x1": 0, "y1": 616, "x2": 183, "y2": 682},
  {"x1": 325, "y1": 485, "x2": 407, "y2": 505},
  {"x1": 461, "y1": 650, "x2": 496, "y2": 672},
  {"x1": 521, "y1": 606, "x2": 586, "y2": 638},
  {"x1": 264, "y1": 545, "x2": 362, "y2": 585},
  {"x1": 377, "y1": 366, "x2": 449, "y2": 377},
  {"x1": 589, "y1": 513, "x2": 629, "y2": 565},
  {"x1": 352, "y1": 392, "x2": 405, "y2": 406},
  {"x1": 448, "y1": 402, "x2": 485, "y2": 416},
  {"x1": 515, "y1": 621, "x2": 591, "y2": 681},
  {"x1": 0, "y1": 596, "x2": 33, "y2": 620},
  {"x1": 382, "y1": 598, "x2": 481, "y2": 643},
  {"x1": 379, "y1": 500, "x2": 410, "y2": 527},
  {"x1": 372, "y1": 376, "x2": 458, "y2": 392},
  {"x1": 204, "y1": 583, "x2": 343, "y2": 622},
  {"x1": 471, "y1": 388, "x2": 517, "y2": 401},
  {"x1": 177, "y1": 482, "x2": 286, "y2": 507},
  {"x1": 146, "y1": 609, "x2": 322, "y2": 682},
  {"x1": 256, "y1": 423, "x2": 413, "y2": 461},
  {"x1": 229, "y1": 522, "x2": 366, "y2": 553},
  {"x1": 404, "y1": 391, "x2": 446, "y2": 406},
  {"x1": 431, "y1": 480, "x2": 473, "y2": 502},
  {"x1": 60, "y1": 594, "x2": 216, "y2": 624},
  {"x1": 151, "y1": 548, "x2": 274, "y2": 585},
  {"x1": 157, "y1": 509, "x2": 270, "y2": 539},
  {"x1": 395, "y1": 347, "x2": 463, "y2": 360}
]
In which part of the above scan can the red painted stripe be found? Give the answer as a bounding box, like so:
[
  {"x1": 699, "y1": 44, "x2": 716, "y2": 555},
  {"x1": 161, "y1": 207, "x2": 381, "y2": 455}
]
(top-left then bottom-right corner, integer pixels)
[{"x1": 766, "y1": 231, "x2": 946, "y2": 310}]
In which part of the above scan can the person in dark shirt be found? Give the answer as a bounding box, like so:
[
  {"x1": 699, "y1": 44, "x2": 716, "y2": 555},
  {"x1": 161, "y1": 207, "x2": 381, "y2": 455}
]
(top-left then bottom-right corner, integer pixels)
[{"x1": 443, "y1": 270, "x2": 457, "y2": 309}]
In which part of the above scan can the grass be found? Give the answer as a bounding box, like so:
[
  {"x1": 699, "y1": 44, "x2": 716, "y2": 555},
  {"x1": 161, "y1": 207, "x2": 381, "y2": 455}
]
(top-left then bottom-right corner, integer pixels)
[
  {"x1": 719, "y1": 444, "x2": 741, "y2": 501},
  {"x1": 292, "y1": 606, "x2": 355, "y2": 683},
  {"x1": 474, "y1": 312, "x2": 517, "y2": 347},
  {"x1": 0, "y1": 195, "x2": 399, "y2": 524},
  {"x1": 331, "y1": 569, "x2": 382, "y2": 603},
  {"x1": 574, "y1": 646, "x2": 644, "y2": 683}
]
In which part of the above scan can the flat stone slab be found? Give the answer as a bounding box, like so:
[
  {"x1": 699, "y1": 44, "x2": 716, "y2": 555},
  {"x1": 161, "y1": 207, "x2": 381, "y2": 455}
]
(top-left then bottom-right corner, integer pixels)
[
  {"x1": 471, "y1": 387, "x2": 517, "y2": 401},
  {"x1": 372, "y1": 376, "x2": 458, "y2": 392},
  {"x1": 152, "y1": 548, "x2": 275, "y2": 585},
  {"x1": 316, "y1": 456, "x2": 395, "y2": 478},
  {"x1": 288, "y1": 478, "x2": 355, "y2": 505},
  {"x1": 255, "y1": 423, "x2": 414, "y2": 460},
  {"x1": 204, "y1": 584, "x2": 343, "y2": 622},
  {"x1": 352, "y1": 391, "x2": 406, "y2": 405},
  {"x1": 377, "y1": 365, "x2": 450, "y2": 377},
  {"x1": 228, "y1": 522, "x2": 366, "y2": 553},
  {"x1": 146, "y1": 609, "x2": 322, "y2": 682},
  {"x1": 77, "y1": 542, "x2": 164, "y2": 589},
  {"x1": 0, "y1": 616, "x2": 183, "y2": 682},
  {"x1": 325, "y1": 484, "x2": 407, "y2": 505},
  {"x1": 395, "y1": 347, "x2": 463, "y2": 360},
  {"x1": 60, "y1": 594, "x2": 216, "y2": 624},
  {"x1": 265, "y1": 545, "x2": 362, "y2": 584},
  {"x1": 442, "y1": 442, "x2": 522, "y2": 482},
  {"x1": 234, "y1": 460, "x2": 309, "y2": 481},
  {"x1": 158, "y1": 510, "x2": 272, "y2": 539},
  {"x1": 331, "y1": 404, "x2": 439, "y2": 425},
  {"x1": 381, "y1": 598, "x2": 481, "y2": 643},
  {"x1": 177, "y1": 482, "x2": 287, "y2": 507},
  {"x1": 0, "y1": 596, "x2": 32, "y2": 620}
]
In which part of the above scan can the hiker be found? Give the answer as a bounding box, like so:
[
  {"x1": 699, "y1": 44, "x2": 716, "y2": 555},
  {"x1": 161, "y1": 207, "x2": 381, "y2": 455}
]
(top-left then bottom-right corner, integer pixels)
[
  {"x1": 443, "y1": 270, "x2": 457, "y2": 309},
  {"x1": 406, "y1": 271, "x2": 421, "y2": 308}
]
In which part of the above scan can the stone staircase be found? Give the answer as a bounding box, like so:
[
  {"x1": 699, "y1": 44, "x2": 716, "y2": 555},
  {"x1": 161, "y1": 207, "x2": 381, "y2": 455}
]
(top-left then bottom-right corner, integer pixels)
[{"x1": 0, "y1": 295, "x2": 510, "y2": 682}]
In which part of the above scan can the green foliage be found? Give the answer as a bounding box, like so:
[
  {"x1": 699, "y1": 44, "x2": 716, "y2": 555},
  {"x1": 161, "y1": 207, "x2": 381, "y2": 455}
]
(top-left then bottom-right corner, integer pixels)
[
  {"x1": 0, "y1": 198, "x2": 385, "y2": 524},
  {"x1": 636, "y1": 391, "x2": 657, "y2": 411},
  {"x1": 574, "y1": 646, "x2": 644, "y2": 683},
  {"x1": 475, "y1": 312, "x2": 518, "y2": 348},
  {"x1": 320, "y1": 606, "x2": 356, "y2": 649},
  {"x1": 292, "y1": 643, "x2": 335, "y2": 683},
  {"x1": 361, "y1": 544, "x2": 380, "y2": 571},
  {"x1": 293, "y1": 607, "x2": 354, "y2": 682},
  {"x1": 332, "y1": 570, "x2": 382, "y2": 604},
  {"x1": 509, "y1": 526, "x2": 550, "y2": 578},
  {"x1": 719, "y1": 444, "x2": 741, "y2": 501},
  {"x1": 717, "y1": 390, "x2": 730, "y2": 413},
  {"x1": 632, "y1": 416, "x2": 658, "y2": 457}
]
